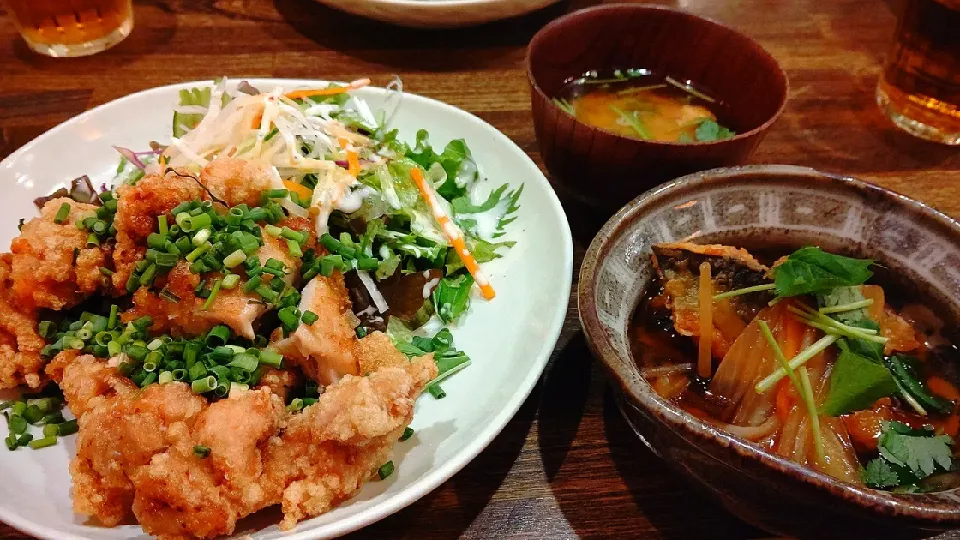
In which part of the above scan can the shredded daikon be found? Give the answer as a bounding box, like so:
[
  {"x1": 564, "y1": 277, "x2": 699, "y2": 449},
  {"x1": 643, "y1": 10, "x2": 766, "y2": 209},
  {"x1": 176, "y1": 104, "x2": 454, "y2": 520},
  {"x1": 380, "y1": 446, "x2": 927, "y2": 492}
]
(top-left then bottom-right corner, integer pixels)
[{"x1": 357, "y1": 271, "x2": 389, "y2": 313}]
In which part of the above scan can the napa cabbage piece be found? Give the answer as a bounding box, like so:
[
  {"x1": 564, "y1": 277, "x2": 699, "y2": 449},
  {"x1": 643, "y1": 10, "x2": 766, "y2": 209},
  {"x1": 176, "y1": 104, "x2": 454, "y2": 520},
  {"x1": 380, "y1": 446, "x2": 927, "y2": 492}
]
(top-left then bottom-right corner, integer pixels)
[{"x1": 710, "y1": 303, "x2": 863, "y2": 484}]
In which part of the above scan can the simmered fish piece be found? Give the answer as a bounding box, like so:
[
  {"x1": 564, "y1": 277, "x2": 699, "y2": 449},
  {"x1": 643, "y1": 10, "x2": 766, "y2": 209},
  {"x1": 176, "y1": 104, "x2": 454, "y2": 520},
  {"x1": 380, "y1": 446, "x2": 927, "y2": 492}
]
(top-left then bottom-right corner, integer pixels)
[{"x1": 652, "y1": 242, "x2": 773, "y2": 357}]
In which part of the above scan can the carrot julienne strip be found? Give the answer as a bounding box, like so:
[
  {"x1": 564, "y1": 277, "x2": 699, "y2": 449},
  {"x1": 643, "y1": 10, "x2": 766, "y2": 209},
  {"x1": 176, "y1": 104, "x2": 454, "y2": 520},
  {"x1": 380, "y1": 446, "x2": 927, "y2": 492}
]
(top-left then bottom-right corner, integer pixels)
[
  {"x1": 697, "y1": 262, "x2": 713, "y2": 379},
  {"x1": 337, "y1": 138, "x2": 361, "y2": 177},
  {"x1": 409, "y1": 167, "x2": 495, "y2": 300},
  {"x1": 284, "y1": 78, "x2": 371, "y2": 100},
  {"x1": 775, "y1": 307, "x2": 805, "y2": 420},
  {"x1": 928, "y1": 376, "x2": 960, "y2": 402},
  {"x1": 283, "y1": 179, "x2": 313, "y2": 201},
  {"x1": 775, "y1": 379, "x2": 794, "y2": 422}
]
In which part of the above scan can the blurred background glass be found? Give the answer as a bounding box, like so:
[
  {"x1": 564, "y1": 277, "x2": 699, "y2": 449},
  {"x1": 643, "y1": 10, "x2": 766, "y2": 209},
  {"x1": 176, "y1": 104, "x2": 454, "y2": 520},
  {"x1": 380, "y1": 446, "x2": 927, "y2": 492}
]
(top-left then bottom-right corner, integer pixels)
[
  {"x1": 877, "y1": 0, "x2": 960, "y2": 145},
  {"x1": 5, "y1": 0, "x2": 133, "y2": 57}
]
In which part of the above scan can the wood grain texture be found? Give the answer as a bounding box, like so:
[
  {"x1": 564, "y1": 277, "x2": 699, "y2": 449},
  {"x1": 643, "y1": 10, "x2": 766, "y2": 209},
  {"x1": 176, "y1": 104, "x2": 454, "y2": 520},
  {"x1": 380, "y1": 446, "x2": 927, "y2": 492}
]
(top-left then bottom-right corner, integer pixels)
[{"x1": 0, "y1": 0, "x2": 959, "y2": 538}]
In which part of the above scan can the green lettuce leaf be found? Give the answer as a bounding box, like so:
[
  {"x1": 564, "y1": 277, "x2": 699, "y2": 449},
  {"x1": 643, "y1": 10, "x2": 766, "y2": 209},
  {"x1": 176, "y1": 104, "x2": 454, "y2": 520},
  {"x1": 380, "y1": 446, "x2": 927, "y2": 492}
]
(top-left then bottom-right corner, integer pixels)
[
  {"x1": 172, "y1": 84, "x2": 231, "y2": 137},
  {"x1": 405, "y1": 130, "x2": 478, "y2": 200},
  {"x1": 432, "y1": 272, "x2": 474, "y2": 324}
]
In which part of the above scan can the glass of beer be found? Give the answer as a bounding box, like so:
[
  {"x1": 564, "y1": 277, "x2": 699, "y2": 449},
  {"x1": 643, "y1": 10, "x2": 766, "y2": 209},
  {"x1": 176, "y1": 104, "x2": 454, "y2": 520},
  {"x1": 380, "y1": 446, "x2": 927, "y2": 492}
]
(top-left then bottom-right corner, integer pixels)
[
  {"x1": 4, "y1": 0, "x2": 133, "y2": 57},
  {"x1": 876, "y1": 0, "x2": 960, "y2": 145}
]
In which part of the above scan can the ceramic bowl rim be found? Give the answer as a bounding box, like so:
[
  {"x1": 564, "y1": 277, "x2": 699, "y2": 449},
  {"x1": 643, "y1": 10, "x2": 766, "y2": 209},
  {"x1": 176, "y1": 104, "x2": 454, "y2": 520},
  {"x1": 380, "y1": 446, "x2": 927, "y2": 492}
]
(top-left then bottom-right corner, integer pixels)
[
  {"x1": 578, "y1": 164, "x2": 960, "y2": 523},
  {"x1": 524, "y1": 3, "x2": 790, "y2": 148}
]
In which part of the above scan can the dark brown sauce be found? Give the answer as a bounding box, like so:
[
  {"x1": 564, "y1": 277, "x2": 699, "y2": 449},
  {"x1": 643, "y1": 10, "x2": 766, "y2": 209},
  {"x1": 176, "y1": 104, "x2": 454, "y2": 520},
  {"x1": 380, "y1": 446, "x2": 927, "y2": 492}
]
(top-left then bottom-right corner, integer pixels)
[{"x1": 631, "y1": 282, "x2": 731, "y2": 420}]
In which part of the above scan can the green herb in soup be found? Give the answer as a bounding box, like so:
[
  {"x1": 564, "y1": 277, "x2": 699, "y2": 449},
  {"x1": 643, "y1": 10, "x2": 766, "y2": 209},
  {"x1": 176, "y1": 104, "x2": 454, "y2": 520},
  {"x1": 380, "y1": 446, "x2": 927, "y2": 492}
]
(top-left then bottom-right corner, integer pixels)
[
  {"x1": 633, "y1": 242, "x2": 960, "y2": 493},
  {"x1": 553, "y1": 69, "x2": 735, "y2": 143}
]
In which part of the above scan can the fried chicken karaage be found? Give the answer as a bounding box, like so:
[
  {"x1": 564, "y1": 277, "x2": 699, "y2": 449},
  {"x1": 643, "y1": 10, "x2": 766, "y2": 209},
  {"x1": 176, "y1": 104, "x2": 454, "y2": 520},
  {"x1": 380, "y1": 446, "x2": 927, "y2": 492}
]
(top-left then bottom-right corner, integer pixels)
[{"x1": 0, "y1": 128, "x2": 466, "y2": 539}]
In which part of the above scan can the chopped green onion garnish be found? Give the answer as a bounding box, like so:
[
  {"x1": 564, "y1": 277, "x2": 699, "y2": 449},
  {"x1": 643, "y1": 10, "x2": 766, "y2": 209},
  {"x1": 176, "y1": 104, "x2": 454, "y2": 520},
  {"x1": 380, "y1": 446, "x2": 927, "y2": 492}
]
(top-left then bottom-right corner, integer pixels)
[
  {"x1": 191, "y1": 375, "x2": 218, "y2": 394},
  {"x1": 399, "y1": 427, "x2": 414, "y2": 442},
  {"x1": 55, "y1": 420, "x2": 77, "y2": 437},
  {"x1": 192, "y1": 228, "x2": 211, "y2": 247},
  {"x1": 286, "y1": 398, "x2": 304, "y2": 412},
  {"x1": 202, "y1": 279, "x2": 222, "y2": 311},
  {"x1": 301, "y1": 310, "x2": 319, "y2": 325},
  {"x1": 159, "y1": 288, "x2": 181, "y2": 303},
  {"x1": 28, "y1": 436, "x2": 58, "y2": 449},
  {"x1": 378, "y1": 460, "x2": 395, "y2": 480},
  {"x1": 281, "y1": 227, "x2": 306, "y2": 244},
  {"x1": 140, "y1": 372, "x2": 158, "y2": 387},
  {"x1": 259, "y1": 349, "x2": 283, "y2": 369},
  {"x1": 54, "y1": 202, "x2": 71, "y2": 224},
  {"x1": 205, "y1": 325, "x2": 231, "y2": 346},
  {"x1": 194, "y1": 445, "x2": 211, "y2": 458},
  {"x1": 108, "y1": 304, "x2": 119, "y2": 330},
  {"x1": 227, "y1": 353, "x2": 259, "y2": 372},
  {"x1": 223, "y1": 249, "x2": 246, "y2": 268},
  {"x1": 427, "y1": 384, "x2": 446, "y2": 399},
  {"x1": 221, "y1": 274, "x2": 240, "y2": 289},
  {"x1": 255, "y1": 285, "x2": 280, "y2": 303},
  {"x1": 286, "y1": 238, "x2": 303, "y2": 258},
  {"x1": 242, "y1": 275, "x2": 262, "y2": 293},
  {"x1": 185, "y1": 242, "x2": 211, "y2": 263}
]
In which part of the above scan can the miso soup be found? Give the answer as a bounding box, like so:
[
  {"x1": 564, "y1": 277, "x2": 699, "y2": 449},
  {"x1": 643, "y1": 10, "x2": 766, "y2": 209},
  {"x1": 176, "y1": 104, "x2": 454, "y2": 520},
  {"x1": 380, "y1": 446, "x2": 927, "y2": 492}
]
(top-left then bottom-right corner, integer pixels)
[{"x1": 554, "y1": 69, "x2": 735, "y2": 143}]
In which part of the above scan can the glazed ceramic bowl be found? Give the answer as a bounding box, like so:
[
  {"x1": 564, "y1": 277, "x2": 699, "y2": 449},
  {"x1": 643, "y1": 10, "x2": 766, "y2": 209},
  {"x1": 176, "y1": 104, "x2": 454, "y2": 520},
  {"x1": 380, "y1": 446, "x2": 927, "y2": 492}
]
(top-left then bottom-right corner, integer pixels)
[
  {"x1": 578, "y1": 165, "x2": 960, "y2": 538},
  {"x1": 526, "y1": 5, "x2": 788, "y2": 213}
]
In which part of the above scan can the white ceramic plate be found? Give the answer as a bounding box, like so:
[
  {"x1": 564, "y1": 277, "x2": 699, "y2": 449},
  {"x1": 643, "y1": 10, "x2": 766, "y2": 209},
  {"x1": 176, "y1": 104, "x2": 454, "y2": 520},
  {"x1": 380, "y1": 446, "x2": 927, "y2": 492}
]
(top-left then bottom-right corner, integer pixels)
[
  {"x1": 0, "y1": 79, "x2": 572, "y2": 539},
  {"x1": 314, "y1": 0, "x2": 561, "y2": 28}
]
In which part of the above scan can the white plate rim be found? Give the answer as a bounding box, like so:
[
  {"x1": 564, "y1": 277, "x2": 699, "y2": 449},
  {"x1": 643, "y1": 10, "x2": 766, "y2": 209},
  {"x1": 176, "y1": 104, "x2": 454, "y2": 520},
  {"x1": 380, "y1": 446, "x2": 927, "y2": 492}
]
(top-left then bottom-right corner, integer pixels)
[
  {"x1": 312, "y1": 0, "x2": 562, "y2": 27},
  {"x1": 0, "y1": 79, "x2": 573, "y2": 539}
]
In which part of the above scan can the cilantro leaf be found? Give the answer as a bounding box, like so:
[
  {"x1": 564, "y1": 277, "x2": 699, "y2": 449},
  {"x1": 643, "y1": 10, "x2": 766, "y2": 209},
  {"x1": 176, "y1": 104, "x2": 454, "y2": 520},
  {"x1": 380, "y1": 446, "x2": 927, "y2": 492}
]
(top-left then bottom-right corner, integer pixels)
[
  {"x1": 863, "y1": 458, "x2": 901, "y2": 489},
  {"x1": 820, "y1": 347, "x2": 897, "y2": 416},
  {"x1": 432, "y1": 272, "x2": 474, "y2": 324},
  {"x1": 878, "y1": 421, "x2": 953, "y2": 480},
  {"x1": 694, "y1": 119, "x2": 735, "y2": 142},
  {"x1": 773, "y1": 247, "x2": 874, "y2": 297}
]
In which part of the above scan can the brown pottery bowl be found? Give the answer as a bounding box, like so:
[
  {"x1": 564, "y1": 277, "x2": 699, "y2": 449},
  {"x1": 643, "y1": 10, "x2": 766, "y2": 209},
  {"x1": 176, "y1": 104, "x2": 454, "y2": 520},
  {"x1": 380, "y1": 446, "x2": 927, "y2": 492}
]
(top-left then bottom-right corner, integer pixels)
[
  {"x1": 526, "y1": 4, "x2": 788, "y2": 213},
  {"x1": 578, "y1": 165, "x2": 960, "y2": 539}
]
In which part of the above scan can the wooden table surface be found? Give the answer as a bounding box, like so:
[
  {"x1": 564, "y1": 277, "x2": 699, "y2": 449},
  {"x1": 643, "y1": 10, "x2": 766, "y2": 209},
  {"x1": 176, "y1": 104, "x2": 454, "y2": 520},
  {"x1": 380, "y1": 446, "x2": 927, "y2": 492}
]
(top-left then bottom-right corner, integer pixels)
[{"x1": 2, "y1": 0, "x2": 960, "y2": 538}]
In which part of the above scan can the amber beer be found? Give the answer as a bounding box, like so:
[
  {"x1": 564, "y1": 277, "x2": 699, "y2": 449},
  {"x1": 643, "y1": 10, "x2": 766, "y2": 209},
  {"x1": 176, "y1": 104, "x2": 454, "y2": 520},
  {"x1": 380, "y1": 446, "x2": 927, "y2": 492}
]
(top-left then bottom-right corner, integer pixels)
[
  {"x1": 877, "y1": 0, "x2": 960, "y2": 145},
  {"x1": 4, "y1": 0, "x2": 133, "y2": 57}
]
